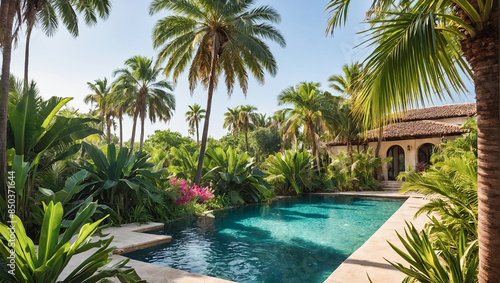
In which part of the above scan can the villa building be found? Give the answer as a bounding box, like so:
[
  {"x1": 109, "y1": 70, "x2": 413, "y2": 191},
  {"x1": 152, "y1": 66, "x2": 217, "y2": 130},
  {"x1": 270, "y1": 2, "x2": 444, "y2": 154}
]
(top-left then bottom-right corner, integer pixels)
[{"x1": 325, "y1": 103, "x2": 477, "y2": 181}]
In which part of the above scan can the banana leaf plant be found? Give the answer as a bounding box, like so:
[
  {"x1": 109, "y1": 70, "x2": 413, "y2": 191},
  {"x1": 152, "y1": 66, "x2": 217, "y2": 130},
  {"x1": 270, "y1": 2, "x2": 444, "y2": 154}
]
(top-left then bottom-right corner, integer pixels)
[
  {"x1": 203, "y1": 147, "x2": 273, "y2": 204},
  {"x1": 3, "y1": 85, "x2": 100, "y2": 223},
  {"x1": 78, "y1": 142, "x2": 162, "y2": 223},
  {"x1": 263, "y1": 149, "x2": 320, "y2": 195},
  {"x1": 0, "y1": 201, "x2": 142, "y2": 282},
  {"x1": 168, "y1": 146, "x2": 200, "y2": 182}
]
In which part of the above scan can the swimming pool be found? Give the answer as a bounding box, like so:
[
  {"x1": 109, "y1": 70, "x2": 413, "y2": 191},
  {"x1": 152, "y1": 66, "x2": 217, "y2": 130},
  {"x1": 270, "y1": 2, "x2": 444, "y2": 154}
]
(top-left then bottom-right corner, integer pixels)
[{"x1": 125, "y1": 195, "x2": 404, "y2": 283}]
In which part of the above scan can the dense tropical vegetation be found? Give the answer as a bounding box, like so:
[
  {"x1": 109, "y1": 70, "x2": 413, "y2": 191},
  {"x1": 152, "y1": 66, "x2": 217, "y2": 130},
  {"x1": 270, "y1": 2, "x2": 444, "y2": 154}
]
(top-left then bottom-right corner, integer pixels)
[
  {"x1": 0, "y1": 0, "x2": 496, "y2": 281},
  {"x1": 326, "y1": 0, "x2": 498, "y2": 280}
]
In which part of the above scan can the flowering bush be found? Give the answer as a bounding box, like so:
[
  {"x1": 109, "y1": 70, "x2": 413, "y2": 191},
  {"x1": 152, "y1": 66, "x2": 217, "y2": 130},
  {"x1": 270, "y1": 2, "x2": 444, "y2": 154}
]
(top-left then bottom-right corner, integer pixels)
[
  {"x1": 170, "y1": 177, "x2": 213, "y2": 205},
  {"x1": 416, "y1": 161, "x2": 427, "y2": 172}
]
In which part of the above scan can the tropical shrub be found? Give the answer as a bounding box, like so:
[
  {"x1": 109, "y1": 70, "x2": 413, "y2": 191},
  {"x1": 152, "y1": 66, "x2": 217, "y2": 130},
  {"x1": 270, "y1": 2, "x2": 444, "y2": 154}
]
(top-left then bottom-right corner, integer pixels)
[
  {"x1": 168, "y1": 147, "x2": 200, "y2": 182},
  {"x1": 387, "y1": 223, "x2": 478, "y2": 283},
  {"x1": 328, "y1": 149, "x2": 388, "y2": 191},
  {"x1": 389, "y1": 126, "x2": 479, "y2": 281},
  {"x1": 170, "y1": 177, "x2": 213, "y2": 205},
  {"x1": 250, "y1": 127, "x2": 281, "y2": 164},
  {"x1": 203, "y1": 147, "x2": 273, "y2": 204},
  {"x1": 78, "y1": 142, "x2": 162, "y2": 223},
  {"x1": 263, "y1": 149, "x2": 320, "y2": 195},
  {"x1": 2, "y1": 85, "x2": 100, "y2": 226},
  {"x1": 0, "y1": 201, "x2": 141, "y2": 282}
]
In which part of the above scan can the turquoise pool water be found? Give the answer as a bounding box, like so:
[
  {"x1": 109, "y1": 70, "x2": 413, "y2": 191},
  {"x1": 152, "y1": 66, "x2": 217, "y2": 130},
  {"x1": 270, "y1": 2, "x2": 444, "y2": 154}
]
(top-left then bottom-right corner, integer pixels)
[{"x1": 125, "y1": 195, "x2": 404, "y2": 283}]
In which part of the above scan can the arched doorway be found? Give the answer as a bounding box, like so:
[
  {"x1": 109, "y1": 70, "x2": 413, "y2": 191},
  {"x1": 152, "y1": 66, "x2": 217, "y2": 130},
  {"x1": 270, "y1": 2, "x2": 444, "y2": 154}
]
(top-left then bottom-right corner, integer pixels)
[
  {"x1": 387, "y1": 145, "x2": 405, "y2": 180},
  {"x1": 418, "y1": 143, "x2": 435, "y2": 165}
]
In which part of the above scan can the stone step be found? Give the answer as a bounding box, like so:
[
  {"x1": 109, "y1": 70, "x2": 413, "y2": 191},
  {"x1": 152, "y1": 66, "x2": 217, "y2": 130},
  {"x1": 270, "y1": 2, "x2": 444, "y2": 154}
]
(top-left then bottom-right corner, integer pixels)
[{"x1": 382, "y1": 181, "x2": 404, "y2": 191}]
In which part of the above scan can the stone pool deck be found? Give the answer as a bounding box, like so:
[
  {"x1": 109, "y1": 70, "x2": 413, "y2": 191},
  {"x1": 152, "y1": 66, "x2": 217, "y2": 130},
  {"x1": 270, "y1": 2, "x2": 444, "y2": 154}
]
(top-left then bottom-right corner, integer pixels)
[{"x1": 61, "y1": 191, "x2": 428, "y2": 283}]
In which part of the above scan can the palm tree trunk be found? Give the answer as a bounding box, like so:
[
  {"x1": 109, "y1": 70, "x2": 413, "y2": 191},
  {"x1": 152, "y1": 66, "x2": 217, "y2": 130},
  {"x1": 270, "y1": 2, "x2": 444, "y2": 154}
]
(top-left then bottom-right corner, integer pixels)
[
  {"x1": 309, "y1": 120, "x2": 321, "y2": 172},
  {"x1": 119, "y1": 112, "x2": 123, "y2": 147},
  {"x1": 129, "y1": 108, "x2": 139, "y2": 154},
  {"x1": 106, "y1": 114, "x2": 111, "y2": 144},
  {"x1": 0, "y1": 1, "x2": 16, "y2": 195},
  {"x1": 196, "y1": 119, "x2": 199, "y2": 145},
  {"x1": 375, "y1": 126, "x2": 383, "y2": 157},
  {"x1": 24, "y1": 28, "x2": 33, "y2": 90},
  {"x1": 375, "y1": 126, "x2": 384, "y2": 180},
  {"x1": 461, "y1": 23, "x2": 500, "y2": 282},
  {"x1": 140, "y1": 111, "x2": 145, "y2": 151},
  {"x1": 195, "y1": 34, "x2": 219, "y2": 185}
]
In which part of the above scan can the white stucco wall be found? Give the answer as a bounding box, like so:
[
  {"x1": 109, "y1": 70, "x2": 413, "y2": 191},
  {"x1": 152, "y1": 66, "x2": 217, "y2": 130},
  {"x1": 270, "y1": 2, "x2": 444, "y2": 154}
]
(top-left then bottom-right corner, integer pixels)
[{"x1": 326, "y1": 135, "x2": 463, "y2": 181}]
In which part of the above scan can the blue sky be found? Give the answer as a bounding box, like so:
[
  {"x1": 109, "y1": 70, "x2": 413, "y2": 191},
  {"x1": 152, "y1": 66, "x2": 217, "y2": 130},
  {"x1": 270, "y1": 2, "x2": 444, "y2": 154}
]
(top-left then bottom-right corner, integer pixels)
[{"x1": 10, "y1": 0, "x2": 474, "y2": 140}]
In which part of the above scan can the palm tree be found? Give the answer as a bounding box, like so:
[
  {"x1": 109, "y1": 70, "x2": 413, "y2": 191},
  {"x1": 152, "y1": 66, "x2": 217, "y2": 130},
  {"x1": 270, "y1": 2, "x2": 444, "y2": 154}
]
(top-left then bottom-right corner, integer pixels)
[
  {"x1": 150, "y1": 0, "x2": 286, "y2": 185},
  {"x1": 113, "y1": 56, "x2": 176, "y2": 152},
  {"x1": 239, "y1": 105, "x2": 257, "y2": 151},
  {"x1": 109, "y1": 80, "x2": 136, "y2": 147},
  {"x1": 22, "y1": 0, "x2": 111, "y2": 87},
  {"x1": 326, "y1": 0, "x2": 498, "y2": 280},
  {"x1": 253, "y1": 113, "x2": 271, "y2": 128},
  {"x1": 185, "y1": 104, "x2": 206, "y2": 145},
  {"x1": 223, "y1": 106, "x2": 242, "y2": 138},
  {"x1": 278, "y1": 82, "x2": 334, "y2": 171},
  {"x1": 328, "y1": 61, "x2": 362, "y2": 97},
  {"x1": 0, "y1": 0, "x2": 111, "y2": 195},
  {"x1": 84, "y1": 78, "x2": 113, "y2": 144},
  {"x1": 0, "y1": 1, "x2": 22, "y2": 194}
]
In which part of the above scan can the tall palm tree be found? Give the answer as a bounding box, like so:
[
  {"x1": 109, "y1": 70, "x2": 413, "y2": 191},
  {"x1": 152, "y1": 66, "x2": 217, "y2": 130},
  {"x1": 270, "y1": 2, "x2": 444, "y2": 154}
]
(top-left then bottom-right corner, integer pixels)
[
  {"x1": 0, "y1": 0, "x2": 111, "y2": 194},
  {"x1": 239, "y1": 105, "x2": 257, "y2": 151},
  {"x1": 0, "y1": 1, "x2": 22, "y2": 194},
  {"x1": 22, "y1": 0, "x2": 111, "y2": 87},
  {"x1": 328, "y1": 61, "x2": 362, "y2": 96},
  {"x1": 84, "y1": 78, "x2": 113, "y2": 144},
  {"x1": 326, "y1": 0, "x2": 498, "y2": 280},
  {"x1": 185, "y1": 103, "x2": 206, "y2": 145},
  {"x1": 223, "y1": 106, "x2": 241, "y2": 138},
  {"x1": 327, "y1": 62, "x2": 369, "y2": 154},
  {"x1": 278, "y1": 82, "x2": 334, "y2": 171},
  {"x1": 150, "y1": 0, "x2": 286, "y2": 185},
  {"x1": 109, "y1": 79, "x2": 136, "y2": 147},
  {"x1": 113, "y1": 56, "x2": 176, "y2": 152}
]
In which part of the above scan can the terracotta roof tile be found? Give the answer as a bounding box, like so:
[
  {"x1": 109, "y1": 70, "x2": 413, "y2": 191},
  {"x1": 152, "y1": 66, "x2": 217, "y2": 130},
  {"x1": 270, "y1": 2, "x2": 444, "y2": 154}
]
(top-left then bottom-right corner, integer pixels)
[
  {"x1": 327, "y1": 120, "x2": 468, "y2": 146},
  {"x1": 366, "y1": 120, "x2": 468, "y2": 141},
  {"x1": 402, "y1": 103, "x2": 476, "y2": 121}
]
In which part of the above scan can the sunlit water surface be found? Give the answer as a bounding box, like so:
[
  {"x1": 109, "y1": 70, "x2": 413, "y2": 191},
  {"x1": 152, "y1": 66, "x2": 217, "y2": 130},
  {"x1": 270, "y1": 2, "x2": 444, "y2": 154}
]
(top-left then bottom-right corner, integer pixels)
[{"x1": 125, "y1": 195, "x2": 404, "y2": 283}]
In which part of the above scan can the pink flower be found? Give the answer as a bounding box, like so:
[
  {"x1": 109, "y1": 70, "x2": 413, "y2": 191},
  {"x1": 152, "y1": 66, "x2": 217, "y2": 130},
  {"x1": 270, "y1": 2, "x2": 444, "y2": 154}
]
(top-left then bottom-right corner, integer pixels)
[{"x1": 170, "y1": 178, "x2": 213, "y2": 205}]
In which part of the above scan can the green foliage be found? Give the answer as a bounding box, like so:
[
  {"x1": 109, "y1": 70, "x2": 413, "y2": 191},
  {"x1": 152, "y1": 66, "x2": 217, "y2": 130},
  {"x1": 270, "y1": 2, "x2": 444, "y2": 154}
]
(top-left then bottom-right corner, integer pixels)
[
  {"x1": 431, "y1": 118, "x2": 477, "y2": 163},
  {"x1": 387, "y1": 223, "x2": 478, "y2": 283},
  {"x1": 328, "y1": 149, "x2": 388, "y2": 191},
  {"x1": 168, "y1": 147, "x2": 200, "y2": 182},
  {"x1": 390, "y1": 124, "x2": 479, "y2": 282},
  {"x1": 3, "y1": 85, "x2": 100, "y2": 228},
  {"x1": 203, "y1": 147, "x2": 273, "y2": 204},
  {"x1": 263, "y1": 150, "x2": 319, "y2": 195},
  {"x1": 128, "y1": 205, "x2": 152, "y2": 224},
  {"x1": 250, "y1": 127, "x2": 281, "y2": 163},
  {"x1": 78, "y1": 142, "x2": 162, "y2": 223},
  {"x1": 218, "y1": 133, "x2": 246, "y2": 153},
  {"x1": 0, "y1": 201, "x2": 141, "y2": 283},
  {"x1": 143, "y1": 130, "x2": 196, "y2": 155}
]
